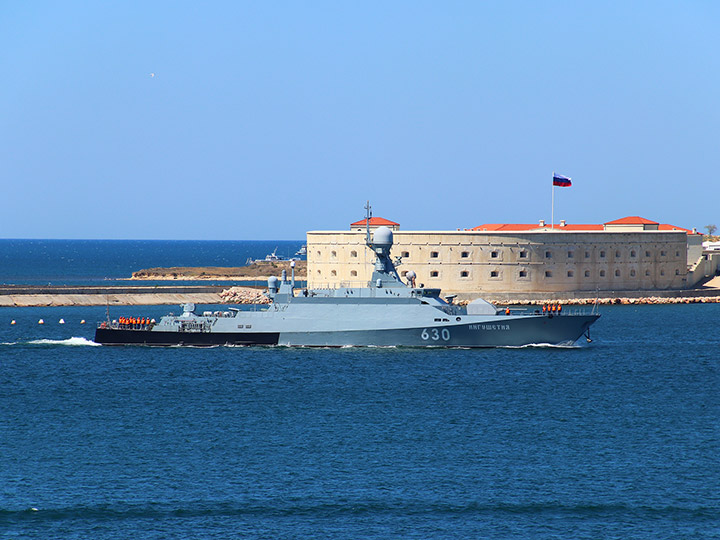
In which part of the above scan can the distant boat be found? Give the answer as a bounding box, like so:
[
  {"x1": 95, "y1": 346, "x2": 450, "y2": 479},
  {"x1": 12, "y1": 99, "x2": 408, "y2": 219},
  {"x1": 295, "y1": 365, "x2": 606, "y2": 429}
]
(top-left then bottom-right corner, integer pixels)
[
  {"x1": 295, "y1": 244, "x2": 307, "y2": 258},
  {"x1": 246, "y1": 247, "x2": 296, "y2": 265}
]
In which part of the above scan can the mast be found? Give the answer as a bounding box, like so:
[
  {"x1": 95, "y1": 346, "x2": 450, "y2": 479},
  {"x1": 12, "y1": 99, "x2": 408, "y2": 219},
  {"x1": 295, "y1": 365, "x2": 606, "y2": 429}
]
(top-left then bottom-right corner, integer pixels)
[{"x1": 364, "y1": 200, "x2": 372, "y2": 247}]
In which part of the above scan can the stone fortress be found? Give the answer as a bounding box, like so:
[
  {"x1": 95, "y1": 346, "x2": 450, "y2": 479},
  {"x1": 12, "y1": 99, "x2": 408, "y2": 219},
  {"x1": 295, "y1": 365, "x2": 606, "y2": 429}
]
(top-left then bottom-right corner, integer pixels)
[{"x1": 306, "y1": 215, "x2": 719, "y2": 298}]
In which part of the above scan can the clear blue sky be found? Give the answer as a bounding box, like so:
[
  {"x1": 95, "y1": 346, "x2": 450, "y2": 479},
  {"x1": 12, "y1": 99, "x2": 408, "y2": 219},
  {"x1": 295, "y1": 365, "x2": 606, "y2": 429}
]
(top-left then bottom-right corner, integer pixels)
[{"x1": 1, "y1": 1, "x2": 718, "y2": 239}]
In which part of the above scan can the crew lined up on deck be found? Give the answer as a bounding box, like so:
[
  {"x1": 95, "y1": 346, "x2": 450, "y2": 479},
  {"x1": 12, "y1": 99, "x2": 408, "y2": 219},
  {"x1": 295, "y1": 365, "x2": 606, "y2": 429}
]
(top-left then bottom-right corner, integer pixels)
[
  {"x1": 118, "y1": 316, "x2": 153, "y2": 327},
  {"x1": 541, "y1": 304, "x2": 563, "y2": 315}
]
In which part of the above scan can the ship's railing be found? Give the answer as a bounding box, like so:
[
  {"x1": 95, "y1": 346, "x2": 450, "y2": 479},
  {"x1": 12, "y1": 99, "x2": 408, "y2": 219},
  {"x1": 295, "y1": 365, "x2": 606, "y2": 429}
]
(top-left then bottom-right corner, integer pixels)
[
  {"x1": 98, "y1": 320, "x2": 156, "y2": 331},
  {"x1": 500, "y1": 305, "x2": 596, "y2": 317}
]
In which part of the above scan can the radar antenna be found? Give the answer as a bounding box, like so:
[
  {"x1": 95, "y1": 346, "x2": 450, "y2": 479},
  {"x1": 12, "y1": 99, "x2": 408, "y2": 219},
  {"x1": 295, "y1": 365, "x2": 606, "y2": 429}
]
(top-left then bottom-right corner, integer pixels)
[
  {"x1": 364, "y1": 200, "x2": 372, "y2": 247},
  {"x1": 362, "y1": 201, "x2": 403, "y2": 287}
]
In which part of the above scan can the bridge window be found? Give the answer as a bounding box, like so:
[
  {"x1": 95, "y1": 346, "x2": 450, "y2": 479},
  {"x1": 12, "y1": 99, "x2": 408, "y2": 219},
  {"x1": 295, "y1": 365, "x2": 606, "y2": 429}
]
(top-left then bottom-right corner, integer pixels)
[
  {"x1": 568, "y1": 251, "x2": 574, "y2": 258},
  {"x1": 615, "y1": 250, "x2": 621, "y2": 258},
  {"x1": 660, "y1": 269, "x2": 665, "y2": 276},
  {"x1": 519, "y1": 251, "x2": 527, "y2": 258},
  {"x1": 675, "y1": 251, "x2": 680, "y2": 257},
  {"x1": 675, "y1": 269, "x2": 680, "y2": 275},
  {"x1": 630, "y1": 250, "x2": 637, "y2": 257},
  {"x1": 430, "y1": 270, "x2": 439, "y2": 277},
  {"x1": 661, "y1": 250, "x2": 667, "y2": 256},
  {"x1": 600, "y1": 250, "x2": 606, "y2": 258},
  {"x1": 331, "y1": 270, "x2": 337, "y2": 277},
  {"x1": 545, "y1": 251, "x2": 552, "y2": 259},
  {"x1": 460, "y1": 271, "x2": 469, "y2": 278},
  {"x1": 544, "y1": 270, "x2": 552, "y2": 278},
  {"x1": 584, "y1": 270, "x2": 590, "y2": 277},
  {"x1": 630, "y1": 269, "x2": 636, "y2": 277},
  {"x1": 490, "y1": 271, "x2": 499, "y2": 278},
  {"x1": 491, "y1": 251, "x2": 499, "y2": 258},
  {"x1": 461, "y1": 251, "x2": 469, "y2": 258},
  {"x1": 615, "y1": 269, "x2": 620, "y2": 277},
  {"x1": 567, "y1": 270, "x2": 574, "y2": 277},
  {"x1": 645, "y1": 250, "x2": 651, "y2": 257},
  {"x1": 585, "y1": 251, "x2": 590, "y2": 258},
  {"x1": 600, "y1": 270, "x2": 606, "y2": 277},
  {"x1": 351, "y1": 270, "x2": 357, "y2": 277},
  {"x1": 350, "y1": 250, "x2": 357, "y2": 258},
  {"x1": 331, "y1": 251, "x2": 337, "y2": 259},
  {"x1": 402, "y1": 251, "x2": 410, "y2": 258},
  {"x1": 645, "y1": 270, "x2": 650, "y2": 276},
  {"x1": 430, "y1": 251, "x2": 439, "y2": 258},
  {"x1": 519, "y1": 270, "x2": 527, "y2": 278}
]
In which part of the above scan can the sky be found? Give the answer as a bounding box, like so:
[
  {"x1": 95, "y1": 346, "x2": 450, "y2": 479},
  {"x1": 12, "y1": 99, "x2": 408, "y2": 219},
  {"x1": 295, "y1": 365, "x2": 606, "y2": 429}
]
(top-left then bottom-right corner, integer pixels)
[{"x1": 1, "y1": 1, "x2": 719, "y2": 240}]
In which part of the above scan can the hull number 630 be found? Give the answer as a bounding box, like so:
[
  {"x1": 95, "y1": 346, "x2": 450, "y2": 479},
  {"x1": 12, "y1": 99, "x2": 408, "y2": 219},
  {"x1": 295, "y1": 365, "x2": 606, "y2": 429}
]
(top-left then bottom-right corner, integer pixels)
[{"x1": 421, "y1": 328, "x2": 451, "y2": 341}]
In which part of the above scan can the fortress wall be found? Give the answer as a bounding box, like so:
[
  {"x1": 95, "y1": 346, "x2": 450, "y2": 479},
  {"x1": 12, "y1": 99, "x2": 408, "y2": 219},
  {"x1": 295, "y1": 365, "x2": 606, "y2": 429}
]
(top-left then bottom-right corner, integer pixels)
[{"x1": 306, "y1": 230, "x2": 690, "y2": 294}]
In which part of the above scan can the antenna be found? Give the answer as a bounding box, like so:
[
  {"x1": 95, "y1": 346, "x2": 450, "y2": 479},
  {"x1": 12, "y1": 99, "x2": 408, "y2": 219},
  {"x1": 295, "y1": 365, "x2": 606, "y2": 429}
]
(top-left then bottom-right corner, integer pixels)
[{"x1": 364, "y1": 200, "x2": 372, "y2": 247}]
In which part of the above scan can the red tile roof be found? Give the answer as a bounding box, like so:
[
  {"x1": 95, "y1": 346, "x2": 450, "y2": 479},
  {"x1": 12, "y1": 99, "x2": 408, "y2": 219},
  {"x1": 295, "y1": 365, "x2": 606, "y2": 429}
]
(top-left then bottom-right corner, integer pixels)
[
  {"x1": 350, "y1": 217, "x2": 400, "y2": 227},
  {"x1": 659, "y1": 224, "x2": 695, "y2": 233},
  {"x1": 604, "y1": 216, "x2": 659, "y2": 225},
  {"x1": 470, "y1": 218, "x2": 699, "y2": 234},
  {"x1": 470, "y1": 223, "x2": 603, "y2": 232}
]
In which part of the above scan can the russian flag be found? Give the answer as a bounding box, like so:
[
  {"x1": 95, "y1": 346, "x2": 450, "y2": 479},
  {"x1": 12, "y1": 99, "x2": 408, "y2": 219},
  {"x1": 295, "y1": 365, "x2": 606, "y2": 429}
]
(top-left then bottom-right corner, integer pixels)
[{"x1": 553, "y1": 173, "x2": 572, "y2": 187}]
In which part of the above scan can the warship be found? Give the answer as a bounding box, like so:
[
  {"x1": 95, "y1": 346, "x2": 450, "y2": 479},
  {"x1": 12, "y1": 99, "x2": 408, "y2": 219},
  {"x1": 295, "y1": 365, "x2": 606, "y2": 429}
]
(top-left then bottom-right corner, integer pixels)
[{"x1": 95, "y1": 205, "x2": 600, "y2": 347}]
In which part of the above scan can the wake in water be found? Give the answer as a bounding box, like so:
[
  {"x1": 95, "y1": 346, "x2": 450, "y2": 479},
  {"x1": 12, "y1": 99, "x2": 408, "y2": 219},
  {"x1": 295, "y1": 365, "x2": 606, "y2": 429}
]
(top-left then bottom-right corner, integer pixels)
[
  {"x1": 2, "y1": 337, "x2": 100, "y2": 347},
  {"x1": 501, "y1": 342, "x2": 582, "y2": 349}
]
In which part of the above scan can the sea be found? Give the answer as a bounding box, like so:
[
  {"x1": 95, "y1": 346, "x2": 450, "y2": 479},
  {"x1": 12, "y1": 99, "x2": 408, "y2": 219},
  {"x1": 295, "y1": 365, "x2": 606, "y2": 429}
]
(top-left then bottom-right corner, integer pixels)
[
  {"x1": 0, "y1": 239, "x2": 305, "y2": 286},
  {"x1": 1, "y1": 240, "x2": 720, "y2": 539}
]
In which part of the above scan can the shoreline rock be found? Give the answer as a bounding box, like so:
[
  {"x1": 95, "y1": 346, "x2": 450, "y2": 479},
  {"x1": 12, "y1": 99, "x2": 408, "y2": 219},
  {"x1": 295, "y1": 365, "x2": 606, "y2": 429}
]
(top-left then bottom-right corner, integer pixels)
[
  {"x1": 131, "y1": 262, "x2": 307, "y2": 281},
  {"x1": 484, "y1": 296, "x2": 720, "y2": 306}
]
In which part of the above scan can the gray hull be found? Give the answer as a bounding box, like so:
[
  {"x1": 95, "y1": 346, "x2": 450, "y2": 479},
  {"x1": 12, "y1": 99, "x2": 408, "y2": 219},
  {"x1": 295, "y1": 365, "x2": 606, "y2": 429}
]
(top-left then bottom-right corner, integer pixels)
[
  {"x1": 96, "y1": 312, "x2": 598, "y2": 348},
  {"x1": 278, "y1": 314, "x2": 598, "y2": 347}
]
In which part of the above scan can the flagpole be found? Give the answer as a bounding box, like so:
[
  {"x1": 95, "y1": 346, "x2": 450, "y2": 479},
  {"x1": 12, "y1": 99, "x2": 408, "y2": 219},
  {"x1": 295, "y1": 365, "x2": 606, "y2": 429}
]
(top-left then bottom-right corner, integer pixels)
[{"x1": 551, "y1": 171, "x2": 555, "y2": 230}]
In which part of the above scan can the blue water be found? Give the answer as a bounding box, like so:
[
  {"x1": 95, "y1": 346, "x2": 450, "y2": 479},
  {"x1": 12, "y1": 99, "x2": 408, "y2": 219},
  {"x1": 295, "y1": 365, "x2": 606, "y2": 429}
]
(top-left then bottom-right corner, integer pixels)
[
  {"x1": 0, "y1": 240, "x2": 304, "y2": 286},
  {"x1": 2, "y1": 302, "x2": 720, "y2": 538}
]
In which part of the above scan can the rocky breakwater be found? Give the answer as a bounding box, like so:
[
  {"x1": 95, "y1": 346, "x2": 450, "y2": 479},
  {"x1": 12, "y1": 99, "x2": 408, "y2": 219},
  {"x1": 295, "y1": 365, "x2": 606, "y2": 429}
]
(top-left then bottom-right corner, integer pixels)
[
  {"x1": 219, "y1": 287, "x2": 271, "y2": 304},
  {"x1": 488, "y1": 295, "x2": 720, "y2": 306}
]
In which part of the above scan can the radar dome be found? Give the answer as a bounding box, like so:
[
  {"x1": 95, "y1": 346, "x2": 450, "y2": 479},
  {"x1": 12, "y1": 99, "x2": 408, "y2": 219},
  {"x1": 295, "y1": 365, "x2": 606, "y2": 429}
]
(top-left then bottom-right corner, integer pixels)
[
  {"x1": 373, "y1": 226, "x2": 393, "y2": 247},
  {"x1": 268, "y1": 276, "x2": 279, "y2": 293}
]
